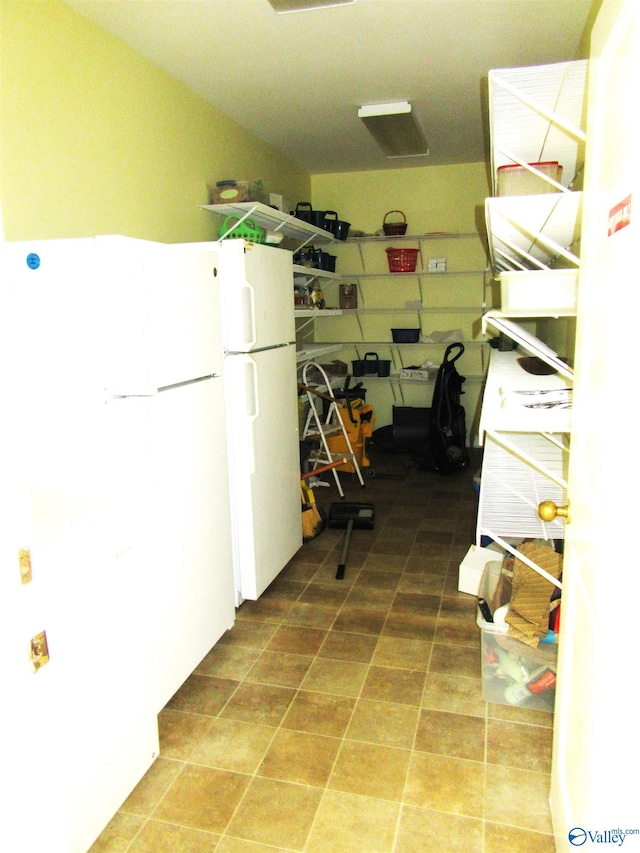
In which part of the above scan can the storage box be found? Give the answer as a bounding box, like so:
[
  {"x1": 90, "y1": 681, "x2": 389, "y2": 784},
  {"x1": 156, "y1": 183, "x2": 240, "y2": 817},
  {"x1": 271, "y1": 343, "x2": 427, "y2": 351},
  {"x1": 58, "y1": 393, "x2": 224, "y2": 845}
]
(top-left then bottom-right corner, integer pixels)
[
  {"x1": 319, "y1": 360, "x2": 348, "y2": 376},
  {"x1": 427, "y1": 257, "x2": 447, "y2": 273},
  {"x1": 210, "y1": 181, "x2": 268, "y2": 205},
  {"x1": 497, "y1": 162, "x2": 563, "y2": 196},
  {"x1": 477, "y1": 561, "x2": 558, "y2": 711},
  {"x1": 339, "y1": 284, "x2": 357, "y2": 309},
  {"x1": 392, "y1": 406, "x2": 429, "y2": 451},
  {"x1": 399, "y1": 368, "x2": 437, "y2": 382},
  {"x1": 499, "y1": 269, "x2": 578, "y2": 315},
  {"x1": 458, "y1": 543, "x2": 503, "y2": 595},
  {"x1": 269, "y1": 192, "x2": 292, "y2": 213}
]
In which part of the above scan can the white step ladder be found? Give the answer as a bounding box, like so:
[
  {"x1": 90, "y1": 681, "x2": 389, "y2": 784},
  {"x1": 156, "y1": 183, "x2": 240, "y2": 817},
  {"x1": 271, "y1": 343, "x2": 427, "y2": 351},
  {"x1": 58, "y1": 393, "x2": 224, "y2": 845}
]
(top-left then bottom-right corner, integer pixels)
[{"x1": 300, "y1": 361, "x2": 364, "y2": 499}]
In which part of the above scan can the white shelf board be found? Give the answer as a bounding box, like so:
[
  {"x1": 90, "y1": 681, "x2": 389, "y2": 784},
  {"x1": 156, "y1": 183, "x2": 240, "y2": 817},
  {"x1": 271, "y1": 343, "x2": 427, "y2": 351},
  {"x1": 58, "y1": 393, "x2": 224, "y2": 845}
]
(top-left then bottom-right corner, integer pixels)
[
  {"x1": 488, "y1": 60, "x2": 588, "y2": 194},
  {"x1": 296, "y1": 344, "x2": 343, "y2": 364},
  {"x1": 482, "y1": 312, "x2": 574, "y2": 381},
  {"x1": 485, "y1": 191, "x2": 582, "y2": 273},
  {"x1": 294, "y1": 308, "x2": 343, "y2": 318},
  {"x1": 346, "y1": 232, "x2": 480, "y2": 243},
  {"x1": 313, "y1": 338, "x2": 484, "y2": 347},
  {"x1": 202, "y1": 202, "x2": 336, "y2": 247},
  {"x1": 293, "y1": 265, "x2": 340, "y2": 280},
  {"x1": 344, "y1": 269, "x2": 486, "y2": 279},
  {"x1": 479, "y1": 349, "x2": 572, "y2": 439},
  {"x1": 337, "y1": 307, "x2": 481, "y2": 315}
]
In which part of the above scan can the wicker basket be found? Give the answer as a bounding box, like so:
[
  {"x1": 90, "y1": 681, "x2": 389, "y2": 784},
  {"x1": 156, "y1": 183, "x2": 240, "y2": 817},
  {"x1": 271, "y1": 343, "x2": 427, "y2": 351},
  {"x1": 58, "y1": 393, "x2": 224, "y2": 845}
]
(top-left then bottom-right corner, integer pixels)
[
  {"x1": 386, "y1": 247, "x2": 420, "y2": 273},
  {"x1": 383, "y1": 210, "x2": 408, "y2": 236}
]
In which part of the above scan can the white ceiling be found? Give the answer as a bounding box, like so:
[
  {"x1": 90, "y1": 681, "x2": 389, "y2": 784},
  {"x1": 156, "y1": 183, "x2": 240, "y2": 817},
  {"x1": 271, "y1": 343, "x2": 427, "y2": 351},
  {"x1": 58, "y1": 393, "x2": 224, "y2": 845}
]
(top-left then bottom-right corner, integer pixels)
[{"x1": 67, "y1": 0, "x2": 596, "y2": 174}]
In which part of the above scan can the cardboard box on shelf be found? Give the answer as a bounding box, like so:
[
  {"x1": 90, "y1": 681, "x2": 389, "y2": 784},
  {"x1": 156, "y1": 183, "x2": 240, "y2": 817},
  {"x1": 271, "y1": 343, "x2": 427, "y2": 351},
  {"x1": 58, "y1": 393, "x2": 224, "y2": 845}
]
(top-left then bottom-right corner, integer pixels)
[{"x1": 319, "y1": 360, "x2": 348, "y2": 376}]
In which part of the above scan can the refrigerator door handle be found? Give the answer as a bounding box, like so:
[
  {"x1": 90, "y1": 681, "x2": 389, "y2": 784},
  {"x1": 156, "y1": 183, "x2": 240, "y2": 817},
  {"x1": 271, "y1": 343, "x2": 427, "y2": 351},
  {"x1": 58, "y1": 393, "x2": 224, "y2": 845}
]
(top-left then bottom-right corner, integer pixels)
[
  {"x1": 245, "y1": 355, "x2": 259, "y2": 474},
  {"x1": 241, "y1": 281, "x2": 257, "y2": 350}
]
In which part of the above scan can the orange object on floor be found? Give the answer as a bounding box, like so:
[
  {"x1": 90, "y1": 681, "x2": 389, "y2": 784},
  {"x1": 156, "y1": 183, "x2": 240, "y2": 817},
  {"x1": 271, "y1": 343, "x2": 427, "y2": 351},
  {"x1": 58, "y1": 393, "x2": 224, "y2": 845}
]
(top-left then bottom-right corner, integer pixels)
[{"x1": 325, "y1": 399, "x2": 375, "y2": 474}]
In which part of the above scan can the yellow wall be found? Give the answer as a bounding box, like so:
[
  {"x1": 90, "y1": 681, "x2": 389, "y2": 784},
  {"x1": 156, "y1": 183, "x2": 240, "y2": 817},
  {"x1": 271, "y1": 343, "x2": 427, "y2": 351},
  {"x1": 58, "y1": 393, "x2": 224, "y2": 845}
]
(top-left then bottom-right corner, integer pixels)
[
  {"x1": 312, "y1": 164, "x2": 490, "y2": 237},
  {"x1": 0, "y1": 2, "x2": 505, "y2": 442},
  {"x1": 310, "y1": 165, "x2": 492, "y2": 439},
  {"x1": 0, "y1": 0, "x2": 310, "y2": 242}
]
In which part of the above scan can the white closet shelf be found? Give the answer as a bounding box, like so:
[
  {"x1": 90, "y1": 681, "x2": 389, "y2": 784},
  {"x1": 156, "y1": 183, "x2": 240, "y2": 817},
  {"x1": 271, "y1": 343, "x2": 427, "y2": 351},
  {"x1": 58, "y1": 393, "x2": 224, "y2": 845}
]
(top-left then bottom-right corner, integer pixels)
[
  {"x1": 341, "y1": 269, "x2": 486, "y2": 280},
  {"x1": 293, "y1": 265, "x2": 340, "y2": 280},
  {"x1": 479, "y1": 349, "x2": 572, "y2": 440},
  {"x1": 482, "y1": 313, "x2": 574, "y2": 381},
  {"x1": 335, "y1": 307, "x2": 482, "y2": 315},
  {"x1": 488, "y1": 60, "x2": 588, "y2": 194},
  {"x1": 296, "y1": 344, "x2": 343, "y2": 364},
  {"x1": 294, "y1": 308, "x2": 343, "y2": 317},
  {"x1": 346, "y1": 232, "x2": 479, "y2": 243},
  {"x1": 485, "y1": 191, "x2": 582, "y2": 273},
  {"x1": 201, "y1": 202, "x2": 336, "y2": 248}
]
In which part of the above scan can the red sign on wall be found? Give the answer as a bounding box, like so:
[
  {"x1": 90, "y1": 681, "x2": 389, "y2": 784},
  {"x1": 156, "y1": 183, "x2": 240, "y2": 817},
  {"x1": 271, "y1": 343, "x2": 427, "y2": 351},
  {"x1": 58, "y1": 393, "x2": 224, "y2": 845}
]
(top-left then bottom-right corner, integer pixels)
[{"x1": 608, "y1": 194, "x2": 632, "y2": 235}]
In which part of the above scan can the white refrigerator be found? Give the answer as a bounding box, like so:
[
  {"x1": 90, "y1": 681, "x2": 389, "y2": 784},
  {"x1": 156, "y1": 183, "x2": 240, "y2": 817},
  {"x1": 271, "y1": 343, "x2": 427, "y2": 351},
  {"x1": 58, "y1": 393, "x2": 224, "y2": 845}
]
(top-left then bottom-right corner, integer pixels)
[
  {"x1": 212, "y1": 239, "x2": 301, "y2": 603},
  {"x1": 6, "y1": 235, "x2": 235, "y2": 851},
  {"x1": 97, "y1": 235, "x2": 236, "y2": 711}
]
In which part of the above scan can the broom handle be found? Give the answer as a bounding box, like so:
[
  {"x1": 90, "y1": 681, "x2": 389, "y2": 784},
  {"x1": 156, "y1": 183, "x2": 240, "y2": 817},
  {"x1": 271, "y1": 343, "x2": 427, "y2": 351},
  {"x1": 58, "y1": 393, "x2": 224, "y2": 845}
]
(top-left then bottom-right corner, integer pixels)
[
  {"x1": 336, "y1": 518, "x2": 354, "y2": 580},
  {"x1": 300, "y1": 459, "x2": 347, "y2": 480},
  {"x1": 297, "y1": 382, "x2": 339, "y2": 403}
]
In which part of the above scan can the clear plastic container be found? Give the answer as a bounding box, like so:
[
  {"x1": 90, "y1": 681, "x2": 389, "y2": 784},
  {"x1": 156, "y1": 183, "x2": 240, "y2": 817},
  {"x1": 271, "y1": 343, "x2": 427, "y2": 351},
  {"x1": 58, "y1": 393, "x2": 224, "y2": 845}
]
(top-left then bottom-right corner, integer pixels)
[{"x1": 477, "y1": 561, "x2": 558, "y2": 711}]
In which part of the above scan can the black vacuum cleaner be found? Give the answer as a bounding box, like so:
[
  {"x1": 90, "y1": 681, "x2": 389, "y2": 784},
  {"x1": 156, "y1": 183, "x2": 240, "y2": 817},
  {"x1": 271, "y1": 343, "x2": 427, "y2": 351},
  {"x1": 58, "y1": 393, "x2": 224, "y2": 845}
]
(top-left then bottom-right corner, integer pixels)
[{"x1": 328, "y1": 502, "x2": 375, "y2": 579}]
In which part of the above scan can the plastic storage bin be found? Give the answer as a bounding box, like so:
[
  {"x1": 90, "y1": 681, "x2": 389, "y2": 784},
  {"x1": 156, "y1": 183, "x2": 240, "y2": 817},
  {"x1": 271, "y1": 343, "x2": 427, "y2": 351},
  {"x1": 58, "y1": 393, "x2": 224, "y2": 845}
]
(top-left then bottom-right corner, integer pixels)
[
  {"x1": 391, "y1": 328, "x2": 420, "y2": 343},
  {"x1": 497, "y1": 162, "x2": 563, "y2": 196},
  {"x1": 386, "y1": 248, "x2": 420, "y2": 272},
  {"x1": 477, "y1": 561, "x2": 558, "y2": 711}
]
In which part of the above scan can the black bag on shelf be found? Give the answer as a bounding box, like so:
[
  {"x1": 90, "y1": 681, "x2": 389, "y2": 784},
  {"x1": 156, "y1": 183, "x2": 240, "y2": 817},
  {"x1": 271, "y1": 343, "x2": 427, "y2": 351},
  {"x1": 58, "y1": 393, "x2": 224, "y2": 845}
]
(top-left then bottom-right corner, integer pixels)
[{"x1": 411, "y1": 343, "x2": 470, "y2": 474}]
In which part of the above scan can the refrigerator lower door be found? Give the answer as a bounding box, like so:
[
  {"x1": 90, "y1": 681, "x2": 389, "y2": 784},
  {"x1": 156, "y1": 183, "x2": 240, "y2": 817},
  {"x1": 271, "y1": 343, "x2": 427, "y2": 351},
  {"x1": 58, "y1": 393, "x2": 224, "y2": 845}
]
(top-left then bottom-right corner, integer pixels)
[
  {"x1": 225, "y1": 345, "x2": 301, "y2": 601},
  {"x1": 139, "y1": 376, "x2": 235, "y2": 712},
  {"x1": 7, "y1": 237, "x2": 159, "y2": 851},
  {"x1": 21, "y1": 392, "x2": 160, "y2": 853}
]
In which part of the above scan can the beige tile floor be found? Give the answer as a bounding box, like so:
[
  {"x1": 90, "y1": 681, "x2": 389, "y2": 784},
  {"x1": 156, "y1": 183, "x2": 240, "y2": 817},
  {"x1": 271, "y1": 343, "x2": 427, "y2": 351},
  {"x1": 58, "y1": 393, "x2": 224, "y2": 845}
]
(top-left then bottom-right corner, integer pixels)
[{"x1": 91, "y1": 449, "x2": 556, "y2": 853}]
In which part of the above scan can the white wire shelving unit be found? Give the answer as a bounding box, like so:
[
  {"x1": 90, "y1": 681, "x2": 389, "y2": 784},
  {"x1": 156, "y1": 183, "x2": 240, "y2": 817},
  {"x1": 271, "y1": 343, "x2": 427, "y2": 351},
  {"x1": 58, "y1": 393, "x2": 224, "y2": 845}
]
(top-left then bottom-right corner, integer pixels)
[{"x1": 477, "y1": 60, "x2": 589, "y2": 585}]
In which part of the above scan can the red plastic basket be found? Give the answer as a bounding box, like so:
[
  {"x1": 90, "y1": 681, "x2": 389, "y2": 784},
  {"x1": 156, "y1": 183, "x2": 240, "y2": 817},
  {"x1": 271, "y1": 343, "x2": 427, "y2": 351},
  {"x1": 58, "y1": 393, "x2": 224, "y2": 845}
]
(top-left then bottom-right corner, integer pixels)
[{"x1": 386, "y1": 247, "x2": 419, "y2": 273}]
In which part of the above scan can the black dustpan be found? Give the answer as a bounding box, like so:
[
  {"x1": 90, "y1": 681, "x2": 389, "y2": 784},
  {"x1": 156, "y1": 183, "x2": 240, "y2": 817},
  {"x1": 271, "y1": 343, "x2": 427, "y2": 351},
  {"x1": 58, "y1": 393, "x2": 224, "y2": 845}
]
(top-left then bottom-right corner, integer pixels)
[{"x1": 328, "y1": 502, "x2": 375, "y2": 579}]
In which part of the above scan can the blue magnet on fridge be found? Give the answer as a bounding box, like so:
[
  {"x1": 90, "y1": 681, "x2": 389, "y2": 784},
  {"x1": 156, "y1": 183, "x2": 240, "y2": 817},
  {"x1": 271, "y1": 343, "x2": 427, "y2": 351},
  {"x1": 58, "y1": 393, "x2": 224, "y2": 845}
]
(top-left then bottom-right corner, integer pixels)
[{"x1": 26, "y1": 253, "x2": 41, "y2": 270}]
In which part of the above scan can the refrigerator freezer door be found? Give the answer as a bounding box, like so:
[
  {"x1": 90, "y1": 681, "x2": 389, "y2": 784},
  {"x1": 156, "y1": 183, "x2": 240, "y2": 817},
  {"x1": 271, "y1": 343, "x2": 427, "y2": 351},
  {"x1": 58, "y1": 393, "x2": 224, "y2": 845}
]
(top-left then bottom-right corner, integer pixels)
[
  {"x1": 97, "y1": 236, "x2": 223, "y2": 395},
  {"x1": 225, "y1": 344, "x2": 301, "y2": 601},
  {"x1": 217, "y1": 240, "x2": 295, "y2": 352}
]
